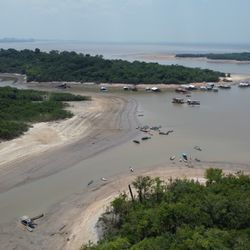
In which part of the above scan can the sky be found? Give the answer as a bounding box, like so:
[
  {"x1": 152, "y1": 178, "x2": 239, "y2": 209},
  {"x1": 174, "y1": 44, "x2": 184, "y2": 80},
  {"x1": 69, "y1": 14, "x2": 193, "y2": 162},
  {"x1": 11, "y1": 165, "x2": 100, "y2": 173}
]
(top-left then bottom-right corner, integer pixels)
[{"x1": 1, "y1": 0, "x2": 250, "y2": 44}]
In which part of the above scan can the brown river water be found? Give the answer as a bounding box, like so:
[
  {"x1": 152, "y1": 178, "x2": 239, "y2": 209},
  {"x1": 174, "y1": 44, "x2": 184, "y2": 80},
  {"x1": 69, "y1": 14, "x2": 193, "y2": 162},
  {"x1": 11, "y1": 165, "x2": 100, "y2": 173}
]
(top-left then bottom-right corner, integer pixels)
[{"x1": 0, "y1": 84, "x2": 250, "y2": 223}]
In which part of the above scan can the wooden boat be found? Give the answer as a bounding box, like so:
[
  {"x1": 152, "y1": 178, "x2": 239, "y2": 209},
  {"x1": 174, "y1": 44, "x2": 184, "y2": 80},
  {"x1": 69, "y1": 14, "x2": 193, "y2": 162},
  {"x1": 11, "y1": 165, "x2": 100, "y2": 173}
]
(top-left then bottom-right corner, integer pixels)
[
  {"x1": 175, "y1": 88, "x2": 188, "y2": 94},
  {"x1": 141, "y1": 136, "x2": 151, "y2": 140},
  {"x1": 172, "y1": 97, "x2": 185, "y2": 104},
  {"x1": 133, "y1": 140, "x2": 140, "y2": 144}
]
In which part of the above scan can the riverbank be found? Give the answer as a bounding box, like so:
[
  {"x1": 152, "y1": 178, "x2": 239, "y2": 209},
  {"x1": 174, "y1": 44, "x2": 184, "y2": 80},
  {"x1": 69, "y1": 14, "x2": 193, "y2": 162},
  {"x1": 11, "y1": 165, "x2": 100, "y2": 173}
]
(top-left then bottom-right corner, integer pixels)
[
  {"x1": 24, "y1": 73, "x2": 249, "y2": 93},
  {"x1": 46, "y1": 163, "x2": 250, "y2": 250},
  {"x1": 0, "y1": 91, "x2": 140, "y2": 250}
]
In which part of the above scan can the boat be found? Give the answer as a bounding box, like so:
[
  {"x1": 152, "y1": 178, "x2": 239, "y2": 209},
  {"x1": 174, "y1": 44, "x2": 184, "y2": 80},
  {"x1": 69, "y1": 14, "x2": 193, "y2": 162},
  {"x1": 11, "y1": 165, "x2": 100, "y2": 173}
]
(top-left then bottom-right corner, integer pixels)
[
  {"x1": 213, "y1": 87, "x2": 219, "y2": 92},
  {"x1": 100, "y1": 86, "x2": 108, "y2": 91},
  {"x1": 175, "y1": 87, "x2": 188, "y2": 94},
  {"x1": 170, "y1": 155, "x2": 176, "y2": 161},
  {"x1": 238, "y1": 82, "x2": 250, "y2": 87},
  {"x1": 133, "y1": 140, "x2": 140, "y2": 144},
  {"x1": 151, "y1": 87, "x2": 161, "y2": 92},
  {"x1": 182, "y1": 153, "x2": 188, "y2": 161},
  {"x1": 145, "y1": 87, "x2": 151, "y2": 92},
  {"x1": 187, "y1": 100, "x2": 200, "y2": 105},
  {"x1": 123, "y1": 86, "x2": 130, "y2": 91},
  {"x1": 172, "y1": 97, "x2": 185, "y2": 104},
  {"x1": 131, "y1": 86, "x2": 138, "y2": 91},
  {"x1": 20, "y1": 216, "x2": 35, "y2": 232},
  {"x1": 194, "y1": 146, "x2": 202, "y2": 151},
  {"x1": 218, "y1": 84, "x2": 231, "y2": 89},
  {"x1": 200, "y1": 86, "x2": 207, "y2": 91},
  {"x1": 101, "y1": 177, "x2": 107, "y2": 181},
  {"x1": 141, "y1": 136, "x2": 151, "y2": 140},
  {"x1": 130, "y1": 167, "x2": 134, "y2": 172}
]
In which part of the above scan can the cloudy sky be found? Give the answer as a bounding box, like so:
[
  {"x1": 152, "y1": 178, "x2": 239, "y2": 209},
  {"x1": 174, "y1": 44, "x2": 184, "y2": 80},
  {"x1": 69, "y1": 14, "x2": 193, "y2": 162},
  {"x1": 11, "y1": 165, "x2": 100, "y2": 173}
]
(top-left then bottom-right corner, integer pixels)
[{"x1": 1, "y1": 0, "x2": 250, "y2": 44}]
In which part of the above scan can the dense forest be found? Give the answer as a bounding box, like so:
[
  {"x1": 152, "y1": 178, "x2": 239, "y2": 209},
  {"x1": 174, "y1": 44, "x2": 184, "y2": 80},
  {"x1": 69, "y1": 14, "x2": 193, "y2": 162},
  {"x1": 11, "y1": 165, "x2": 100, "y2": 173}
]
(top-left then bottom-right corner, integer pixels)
[
  {"x1": 0, "y1": 87, "x2": 90, "y2": 140},
  {"x1": 83, "y1": 168, "x2": 250, "y2": 250},
  {"x1": 176, "y1": 52, "x2": 250, "y2": 61},
  {"x1": 0, "y1": 49, "x2": 225, "y2": 84}
]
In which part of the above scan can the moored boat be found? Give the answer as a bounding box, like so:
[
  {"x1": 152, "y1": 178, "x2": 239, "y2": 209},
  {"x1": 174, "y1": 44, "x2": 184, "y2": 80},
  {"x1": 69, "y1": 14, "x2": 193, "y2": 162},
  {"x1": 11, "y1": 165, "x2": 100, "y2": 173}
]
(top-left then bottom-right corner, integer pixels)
[
  {"x1": 172, "y1": 97, "x2": 185, "y2": 104},
  {"x1": 238, "y1": 82, "x2": 250, "y2": 87},
  {"x1": 187, "y1": 99, "x2": 200, "y2": 105}
]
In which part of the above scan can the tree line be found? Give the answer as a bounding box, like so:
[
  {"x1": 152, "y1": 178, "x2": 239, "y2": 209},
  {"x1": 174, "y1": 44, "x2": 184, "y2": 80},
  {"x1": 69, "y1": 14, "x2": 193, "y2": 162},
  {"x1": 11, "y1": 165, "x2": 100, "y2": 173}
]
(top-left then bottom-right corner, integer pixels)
[
  {"x1": 0, "y1": 49, "x2": 225, "y2": 84},
  {"x1": 176, "y1": 52, "x2": 250, "y2": 61},
  {"x1": 82, "y1": 168, "x2": 250, "y2": 250}
]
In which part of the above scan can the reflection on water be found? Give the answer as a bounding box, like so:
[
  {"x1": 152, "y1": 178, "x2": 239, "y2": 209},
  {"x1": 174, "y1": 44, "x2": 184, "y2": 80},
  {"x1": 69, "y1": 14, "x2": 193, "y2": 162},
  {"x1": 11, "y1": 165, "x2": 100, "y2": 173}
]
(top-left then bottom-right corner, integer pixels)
[{"x1": 0, "y1": 86, "x2": 250, "y2": 223}]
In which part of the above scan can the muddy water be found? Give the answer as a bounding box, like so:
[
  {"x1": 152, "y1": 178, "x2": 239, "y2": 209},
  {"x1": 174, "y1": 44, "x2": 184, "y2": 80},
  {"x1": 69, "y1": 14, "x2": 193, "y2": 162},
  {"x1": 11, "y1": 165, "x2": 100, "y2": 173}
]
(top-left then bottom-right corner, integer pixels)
[{"x1": 0, "y1": 85, "x2": 250, "y2": 224}]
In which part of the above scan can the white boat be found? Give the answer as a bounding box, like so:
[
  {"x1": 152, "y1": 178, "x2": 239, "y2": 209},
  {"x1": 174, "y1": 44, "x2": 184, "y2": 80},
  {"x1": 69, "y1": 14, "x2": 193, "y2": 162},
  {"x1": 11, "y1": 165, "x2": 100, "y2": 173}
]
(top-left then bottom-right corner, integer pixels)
[
  {"x1": 100, "y1": 86, "x2": 108, "y2": 91},
  {"x1": 151, "y1": 87, "x2": 161, "y2": 92},
  {"x1": 239, "y1": 82, "x2": 250, "y2": 87}
]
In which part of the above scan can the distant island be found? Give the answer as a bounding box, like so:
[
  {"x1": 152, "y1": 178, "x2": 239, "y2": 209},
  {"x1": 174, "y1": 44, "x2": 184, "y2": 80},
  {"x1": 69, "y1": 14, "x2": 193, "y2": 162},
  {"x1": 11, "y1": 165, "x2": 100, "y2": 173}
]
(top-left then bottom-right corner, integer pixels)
[
  {"x1": 176, "y1": 52, "x2": 250, "y2": 61},
  {"x1": 0, "y1": 38, "x2": 35, "y2": 43},
  {"x1": 0, "y1": 49, "x2": 225, "y2": 84}
]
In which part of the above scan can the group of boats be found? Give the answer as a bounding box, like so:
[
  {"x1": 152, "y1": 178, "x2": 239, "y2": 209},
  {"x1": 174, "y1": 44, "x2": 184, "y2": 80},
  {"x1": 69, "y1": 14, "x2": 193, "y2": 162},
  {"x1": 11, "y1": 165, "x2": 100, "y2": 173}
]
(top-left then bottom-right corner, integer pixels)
[{"x1": 100, "y1": 85, "x2": 161, "y2": 92}]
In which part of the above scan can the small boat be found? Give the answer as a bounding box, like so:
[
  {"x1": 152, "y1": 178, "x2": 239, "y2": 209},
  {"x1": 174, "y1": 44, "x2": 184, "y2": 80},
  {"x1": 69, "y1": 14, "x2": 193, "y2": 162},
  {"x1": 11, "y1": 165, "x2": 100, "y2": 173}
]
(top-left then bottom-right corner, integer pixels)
[
  {"x1": 145, "y1": 87, "x2": 151, "y2": 92},
  {"x1": 20, "y1": 216, "x2": 35, "y2": 232},
  {"x1": 238, "y1": 82, "x2": 250, "y2": 88},
  {"x1": 195, "y1": 158, "x2": 201, "y2": 162},
  {"x1": 172, "y1": 97, "x2": 185, "y2": 104},
  {"x1": 150, "y1": 126, "x2": 162, "y2": 131},
  {"x1": 133, "y1": 140, "x2": 140, "y2": 144},
  {"x1": 87, "y1": 180, "x2": 94, "y2": 186},
  {"x1": 218, "y1": 84, "x2": 231, "y2": 89},
  {"x1": 100, "y1": 86, "x2": 108, "y2": 91},
  {"x1": 170, "y1": 155, "x2": 176, "y2": 161},
  {"x1": 213, "y1": 87, "x2": 219, "y2": 92},
  {"x1": 175, "y1": 88, "x2": 188, "y2": 94},
  {"x1": 159, "y1": 130, "x2": 174, "y2": 135},
  {"x1": 141, "y1": 136, "x2": 151, "y2": 140},
  {"x1": 151, "y1": 87, "x2": 161, "y2": 92},
  {"x1": 187, "y1": 100, "x2": 200, "y2": 105},
  {"x1": 182, "y1": 153, "x2": 188, "y2": 161},
  {"x1": 101, "y1": 177, "x2": 107, "y2": 181},
  {"x1": 130, "y1": 167, "x2": 134, "y2": 172},
  {"x1": 200, "y1": 86, "x2": 207, "y2": 91},
  {"x1": 123, "y1": 86, "x2": 130, "y2": 91},
  {"x1": 194, "y1": 146, "x2": 202, "y2": 151}
]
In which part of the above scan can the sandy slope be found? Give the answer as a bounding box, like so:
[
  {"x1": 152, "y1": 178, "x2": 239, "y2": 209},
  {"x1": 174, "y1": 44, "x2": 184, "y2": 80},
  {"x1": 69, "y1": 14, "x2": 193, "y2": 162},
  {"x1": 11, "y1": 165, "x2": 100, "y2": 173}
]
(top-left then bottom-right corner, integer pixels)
[{"x1": 0, "y1": 98, "x2": 102, "y2": 167}]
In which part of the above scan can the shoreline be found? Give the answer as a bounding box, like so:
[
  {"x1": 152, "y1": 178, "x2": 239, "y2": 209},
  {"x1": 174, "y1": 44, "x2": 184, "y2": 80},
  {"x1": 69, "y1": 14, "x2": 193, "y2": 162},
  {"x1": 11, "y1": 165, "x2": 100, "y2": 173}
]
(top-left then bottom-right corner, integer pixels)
[
  {"x1": 50, "y1": 163, "x2": 250, "y2": 250},
  {"x1": 1, "y1": 74, "x2": 250, "y2": 249}
]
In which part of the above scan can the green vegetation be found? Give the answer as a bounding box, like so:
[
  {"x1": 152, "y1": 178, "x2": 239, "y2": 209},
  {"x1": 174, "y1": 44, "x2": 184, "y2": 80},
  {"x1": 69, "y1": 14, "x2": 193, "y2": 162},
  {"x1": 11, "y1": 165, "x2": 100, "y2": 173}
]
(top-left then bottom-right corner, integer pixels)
[
  {"x1": 82, "y1": 169, "x2": 250, "y2": 250},
  {"x1": 176, "y1": 52, "x2": 250, "y2": 61},
  {"x1": 0, "y1": 87, "x2": 90, "y2": 140},
  {"x1": 0, "y1": 49, "x2": 225, "y2": 84}
]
